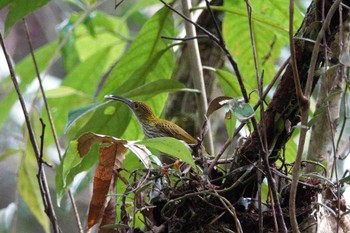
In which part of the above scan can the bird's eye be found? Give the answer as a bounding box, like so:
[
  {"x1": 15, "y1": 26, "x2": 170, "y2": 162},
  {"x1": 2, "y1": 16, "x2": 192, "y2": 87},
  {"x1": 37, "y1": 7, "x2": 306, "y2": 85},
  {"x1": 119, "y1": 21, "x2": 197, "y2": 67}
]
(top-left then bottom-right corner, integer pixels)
[{"x1": 133, "y1": 103, "x2": 139, "y2": 109}]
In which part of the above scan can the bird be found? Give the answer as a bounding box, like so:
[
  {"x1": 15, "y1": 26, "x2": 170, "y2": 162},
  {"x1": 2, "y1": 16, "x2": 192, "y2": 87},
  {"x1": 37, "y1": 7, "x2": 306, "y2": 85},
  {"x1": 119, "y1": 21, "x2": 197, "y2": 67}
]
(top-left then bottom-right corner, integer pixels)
[{"x1": 104, "y1": 95, "x2": 197, "y2": 145}]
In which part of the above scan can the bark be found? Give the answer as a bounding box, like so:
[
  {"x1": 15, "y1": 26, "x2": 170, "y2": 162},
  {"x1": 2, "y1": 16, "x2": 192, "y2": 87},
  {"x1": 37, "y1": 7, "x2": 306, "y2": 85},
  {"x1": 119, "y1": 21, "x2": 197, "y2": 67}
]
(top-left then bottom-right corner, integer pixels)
[
  {"x1": 225, "y1": 0, "x2": 350, "y2": 200},
  {"x1": 152, "y1": 0, "x2": 350, "y2": 232}
]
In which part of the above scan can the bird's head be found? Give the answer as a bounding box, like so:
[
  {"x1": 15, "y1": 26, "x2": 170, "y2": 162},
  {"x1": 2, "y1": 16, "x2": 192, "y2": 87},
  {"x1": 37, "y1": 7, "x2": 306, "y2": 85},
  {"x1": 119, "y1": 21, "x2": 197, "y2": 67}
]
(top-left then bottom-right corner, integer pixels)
[{"x1": 105, "y1": 95, "x2": 156, "y2": 124}]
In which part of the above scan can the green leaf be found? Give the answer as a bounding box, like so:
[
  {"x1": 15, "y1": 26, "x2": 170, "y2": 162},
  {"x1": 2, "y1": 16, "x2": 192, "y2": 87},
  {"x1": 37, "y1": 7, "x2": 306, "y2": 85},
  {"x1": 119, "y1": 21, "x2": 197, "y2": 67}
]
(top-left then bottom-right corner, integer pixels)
[
  {"x1": 225, "y1": 117, "x2": 236, "y2": 140},
  {"x1": 124, "y1": 79, "x2": 196, "y2": 98},
  {"x1": 111, "y1": 47, "x2": 172, "y2": 96},
  {"x1": 44, "y1": 86, "x2": 88, "y2": 98},
  {"x1": 219, "y1": 0, "x2": 303, "y2": 89},
  {"x1": 18, "y1": 150, "x2": 49, "y2": 233},
  {"x1": 65, "y1": 101, "x2": 106, "y2": 132},
  {"x1": 73, "y1": 6, "x2": 175, "y2": 138},
  {"x1": 100, "y1": 6, "x2": 175, "y2": 98},
  {"x1": 230, "y1": 98, "x2": 255, "y2": 121},
  {"x1": 58, "y1": 18, "x2": 80, "y2": 72},
  {"x1": 56, "y1": 140, "x2": 81, "y2": 204},
  {"x1": 62, "y1": 47, "x2": 113, "y2": 95},
  {"x1": 340, "y1": 175, "x2": 350, "y2": 185},
  {"x1": 56, "y1": 140, "x2": 99, "y2": 203},
  {"x1": 0, "y1": 0, "x2": 11, "y2": 9},
  {"x1": 0, "y1": 148, "x2": 18, "y2": 161},
  {"x1": 0, "y1": 41, "x2": 58, "y2": 127},
  {"x1": 73, "y1": 11, "x2": 128, "y2": 63},
  {"x1": 121, "y1": 0, "x2": 163, "y2": 20},
  {"x1": 212, "y1": 68, "x2": 244, "y2": 97},
  {"x1": 205, "y1": 67, "x2": 259, "y2": 105},
  {"x1": 74, "y1": 101, "x2": 132, "y2": 139},
  {"x1": 3, "y1": 0, "x2": 50, "y2": 35},
  {"x1": 284, "y1": 139, "x2": 297, "y2": 163},
  {"x1": 136, "y1": 137, "x2": 196, "y2": 169},
  {"x1": 43, "y1": 44, "x2": 120, "y2": 140}
]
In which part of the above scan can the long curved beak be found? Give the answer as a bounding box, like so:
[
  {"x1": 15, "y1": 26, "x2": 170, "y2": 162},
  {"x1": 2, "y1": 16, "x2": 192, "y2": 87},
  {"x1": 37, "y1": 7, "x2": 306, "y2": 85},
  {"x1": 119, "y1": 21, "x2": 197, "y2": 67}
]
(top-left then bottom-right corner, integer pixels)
[{"x1": 104, "y1": 95, "x2": 133, "y2": 107}]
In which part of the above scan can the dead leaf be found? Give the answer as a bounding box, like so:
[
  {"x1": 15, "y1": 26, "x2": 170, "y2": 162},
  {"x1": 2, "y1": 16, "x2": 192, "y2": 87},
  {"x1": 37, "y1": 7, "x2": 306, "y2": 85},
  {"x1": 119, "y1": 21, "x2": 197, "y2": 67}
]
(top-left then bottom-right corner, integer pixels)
[
  {"x1": 99, "y1": 198, "x2": 117, "y2": 233},
  {"x1": 206, "y1": 96, "x2": 233, "y2": 117},
  {"x1": 86, "y1": 142, "x2": 127, "y2": 230},
  {"x1": 77, "y1": 132, "x2": 127, "y2": 158}
]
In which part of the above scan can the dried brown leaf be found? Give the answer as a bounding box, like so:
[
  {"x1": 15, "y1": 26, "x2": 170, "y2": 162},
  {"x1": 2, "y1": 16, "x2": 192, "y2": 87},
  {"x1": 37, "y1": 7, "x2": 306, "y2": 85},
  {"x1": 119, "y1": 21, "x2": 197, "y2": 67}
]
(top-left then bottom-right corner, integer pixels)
[
  {"x1": 86, "y1": 142, "x2": 127, "y2": 230},
  {"x1": 206, "y1": 96, "x2": 233, "y2": 117},
  {"x1": 77, "y1": 132, "x2": 127, "y2": 157}
]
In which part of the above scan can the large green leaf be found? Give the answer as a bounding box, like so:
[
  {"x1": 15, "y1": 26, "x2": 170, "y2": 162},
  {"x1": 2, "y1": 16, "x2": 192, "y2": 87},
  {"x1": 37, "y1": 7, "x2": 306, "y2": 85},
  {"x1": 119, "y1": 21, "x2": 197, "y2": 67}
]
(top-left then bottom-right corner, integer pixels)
[
  {"x1": 73, "y1": 11, "x2": 128, "y2": 63},
  {"x1": 63, "y1": 47, "x2": 113, "y2": 94},
  {"x1": 56, "y1": 140, "x2": 99, "y2": 204},
  {"x1": 2, "y1": 0, "x2": 50, "y2": 35},
  {"x1": 71, "y1": 6, "x2": 175, "y2": 138},
  {"x1": 57, "y1": 11, "x2": 128, "y2": 72},
  {"x1": 58, "y1": 18, "x2": 80, "y2": 72},
  {"x1": 100, "y1": 6, "x2": 175, "y2": 98},
  {"x1": 220, "y1": 0, "x2": 303, "y2": 90},
  {"x1": 42, "y1": 46, "x2": 117, "y2": 140},
  {"x1": 0, "y1": 42, "x2": 57, "y2": 127},
  {"x1": 18, "y1": 149, "x2": 49, "y2": 233},
  {"x1": 124, "y1": 79, "x2": 197, "y2": 98},
  {"x1": 137, "y1": 137, "x2": 196, "y2": 169}
]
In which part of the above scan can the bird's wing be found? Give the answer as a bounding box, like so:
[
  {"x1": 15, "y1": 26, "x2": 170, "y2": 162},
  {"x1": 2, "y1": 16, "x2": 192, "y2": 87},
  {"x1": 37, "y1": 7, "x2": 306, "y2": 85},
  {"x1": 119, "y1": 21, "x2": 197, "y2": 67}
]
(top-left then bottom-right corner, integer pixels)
[{"x1": 154, "y1": 120, "x2": 197, "y2": 144}]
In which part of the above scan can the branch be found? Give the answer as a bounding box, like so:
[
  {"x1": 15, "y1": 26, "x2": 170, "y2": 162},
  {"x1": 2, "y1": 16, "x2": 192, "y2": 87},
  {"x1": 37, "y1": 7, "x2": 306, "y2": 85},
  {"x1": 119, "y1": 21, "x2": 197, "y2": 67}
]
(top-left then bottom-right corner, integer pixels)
[
  {"x1": 289, "y1": 0, "x2": 307, "y2": 106},
  {"x1": 23, "y1": 19, "x2": 83, "y2": 233},
  {"x1": 0, "y1": 32, "x2": 61, "y2": 233},
  {"x1": 289, "y1": 1, "x2": 343, "y2": 232}
]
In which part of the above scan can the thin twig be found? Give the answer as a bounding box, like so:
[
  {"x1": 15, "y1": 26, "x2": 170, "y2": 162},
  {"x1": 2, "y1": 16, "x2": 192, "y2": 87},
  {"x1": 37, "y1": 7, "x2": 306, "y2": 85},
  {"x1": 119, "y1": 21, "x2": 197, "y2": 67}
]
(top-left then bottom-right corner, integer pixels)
[
  {"x1": 23, "y1": 20, "x2": 83, "y2": 233},
  {"x1": 0, "y1": 32, "x2": 61, "y2": 233},
  {"x1": 244, "y1": 1, "x2": 264, "y2": 230},
  {"x1": 245, "y1": 0, "x2": 260, "y2": 84},
  {"x1": 212, "y1": 191, "x2": 243, "y2": 233},
  {"x1": 204, "y1": 0, "x2": 223, "y2": 42},
  {"x1": 289, "y1": 0, "x2": 307, "y2": 105},
  {"x1": 161, "y1": 35, "x2": 209, "y2": 41}
]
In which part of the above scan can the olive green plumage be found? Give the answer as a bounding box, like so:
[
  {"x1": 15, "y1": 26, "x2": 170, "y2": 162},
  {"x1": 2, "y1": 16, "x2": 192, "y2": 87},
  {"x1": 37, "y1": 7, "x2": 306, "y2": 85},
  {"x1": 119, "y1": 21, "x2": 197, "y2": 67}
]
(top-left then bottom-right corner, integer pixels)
[{"x1": 105, "y1": 95, "x2": 197, "y2": 144}]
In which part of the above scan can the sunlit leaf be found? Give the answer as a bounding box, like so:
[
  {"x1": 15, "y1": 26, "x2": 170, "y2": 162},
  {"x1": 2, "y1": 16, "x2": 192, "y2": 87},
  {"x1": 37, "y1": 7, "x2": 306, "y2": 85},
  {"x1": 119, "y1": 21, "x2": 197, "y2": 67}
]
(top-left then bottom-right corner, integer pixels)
[
  {"x1": 56, "y1": 140, "x2": 98, "y2": 204},
  {"x1": 44, "y1": 86, "x2": 88, "y2": 98},
  {"x1": 2, "y1": 0, "x2": 49, "y2": 35},
  {"x1": 72, "y1": 7, "x2": 175, "y2": 138},
  {"x1": 65, "y1": 102, "x2": 106, "y2": 133},
  {"x1": 225, "y1": 117, "x2": 236, "y2": 140},
  {"x1": 58, "y1": 18, "x2": 80, "y2": 72},
  {"x1": 136, "y1": 137, "x2": 196, "y2": 169},
  {"x1": 73, "y1": 11, "x2": 128, "y2": 62},
  {"x1": 125, "y1": 143, "x2": 152, "y2": 168},
  {"x1": 0, "y1": 148, "x2": 18, "y2": 161},
  {"x1": 0, "y1": 42, "x2": 57, "y2": 127},
  {"x1": 100, "y1": 6, "x2": 175, "y2": 97},
  {"x1": 219, "y1": 0, "x2": 303, "y2": 89}
]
